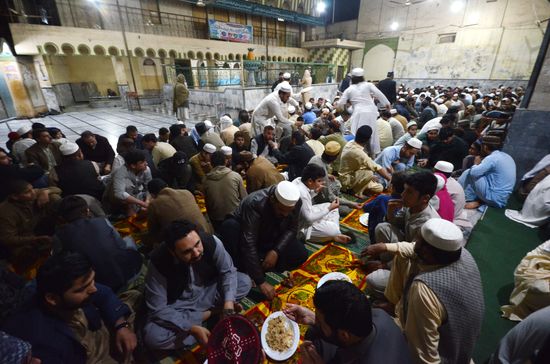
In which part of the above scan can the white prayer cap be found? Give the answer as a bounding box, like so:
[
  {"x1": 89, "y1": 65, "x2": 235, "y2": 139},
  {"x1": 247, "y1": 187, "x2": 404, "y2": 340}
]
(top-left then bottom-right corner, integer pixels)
[
  {"x1": 305, "y1": 102, "x2": 313, "y2": 110},
  {"x1": 435, "y1": 98, "x2": 444, "y2": 104},
  {"x1": 279, "y1": 82, "x2": 292, "y2": 93},
  {"x1": 17, "y1": 126, "x2": 32, "y2": 136},
  {"x1": 488, "y1": 93, "x2": 495, "y2": 98},
  {"x1": 434, "y1": 161, "x2": 454, "y2": 173},
  {"x1": 204, "y1": 120, "x2": 214, "y2": 130},
  {"x1": 203, "y1": 143, "x2": 216, "y2": 153},
  {"x1": 390, "y1": 109, "x2": 398, "y2": 114},
  {"x1": 406, "y1": 137, "x2": 422, "y2": 149},
  {"x1": 283, "y1": 72, "x2": 291, "y2": 79},
  {"x1": 406, "y1": 121, "x2": 417, "y2": 129},
  {"x1": 430, "y1": 86, "x2": 435, "y2": 89},
  {"x1": 399, "y1": 98, "x2": 407, "y2": 102},
  {"x1": 453, "y1": 93, "x2": 458, "y2": 97},
  {"x1": 59, "y1": 142, "x2": 80, "y2": 156},
  {"x1": 435, "y1": 174, "x2": 445, "y2": 192},
  {"x1": 221, "y1": 146, "x2": 232, "y2": 156},
  {"x1": 427, "y1": 124, "x2": 441, "y2": 132},
  {"x1": 321, "y1": 107, "x2": 330, "y2": 114},
  {"x1": 325, "y1": 102, "x2": 333, "y2": 110},
  {"x1": 474, "y1": 99, "x2": 483, "y2": 104},
  {"x1": 274, "y1": 181, "x2": 300, "y2": 207},
  {"x1": 220, "y1": 115, "x2": 233, "y2": 127},
  {"x1": 288, "y1": 105, "x2": 296, "y2": 114},
  {"x1": 419, "y1": 92, "x2": 426, "y2": 97},
  {"x1": 421, "y1": 218, "x2": 463, "y2": 252},
  {"x1": 351, "y1": 67, "x2": 364, "y2": 77}
]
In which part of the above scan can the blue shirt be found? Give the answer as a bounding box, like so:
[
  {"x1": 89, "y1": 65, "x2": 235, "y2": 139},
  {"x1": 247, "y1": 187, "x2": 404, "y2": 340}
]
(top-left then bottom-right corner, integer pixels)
[
  {"x1": 303, "y1": 111, "x2": 316, "y2": 124},
  {"x1": 469, "y1": 150, "x2": 516, "y2": 207},
  {"x1": 374, "y1": 145, "x2": 415, "y2": 169}
]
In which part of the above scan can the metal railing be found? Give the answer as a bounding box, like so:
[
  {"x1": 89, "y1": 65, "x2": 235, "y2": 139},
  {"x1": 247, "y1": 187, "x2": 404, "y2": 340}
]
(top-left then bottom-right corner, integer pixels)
[
  {"x1": 51, "y1": 1, "x2": 299, "y2": 47},
  {"x1": 305, "y1": 31, "x2": 358, "y2": 42}
]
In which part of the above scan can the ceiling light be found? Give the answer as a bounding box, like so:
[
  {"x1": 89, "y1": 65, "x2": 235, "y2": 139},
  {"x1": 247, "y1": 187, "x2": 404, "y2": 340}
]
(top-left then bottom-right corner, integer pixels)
[
  {"x1": 390, "y1": 21, "x2": 399, "y2": 31},
  {"x1": 196, "y1": 0, "x2": 205, "y2": 7},
  {"x1": 277, "y1": 18, "x2": 285, "y2": 22},
  {"x1": 316, "y1": 1, "x2": 326, "y2": 13}
]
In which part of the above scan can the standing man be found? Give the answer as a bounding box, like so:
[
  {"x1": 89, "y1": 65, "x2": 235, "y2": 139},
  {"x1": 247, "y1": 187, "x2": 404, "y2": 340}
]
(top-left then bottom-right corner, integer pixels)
[
  {"x1": 366, "y1": 219, "x2": 484, "y2": 364},
  {"x1": 173, "y1": 74, "x2": 190, "y2": 122},
  {"x1": 377, "y1": 72, "x2": 397, "y2": 105},
  {"x1": 143, "y1": 220, "x2": 251, "y2": 349},
  {"x1": 338, "y1": 68, "x2": 391, "y2": 155}
]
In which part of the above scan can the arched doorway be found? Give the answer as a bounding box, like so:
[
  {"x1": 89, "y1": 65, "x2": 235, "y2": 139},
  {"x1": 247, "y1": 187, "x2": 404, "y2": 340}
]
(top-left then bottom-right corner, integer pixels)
[{"x1": 362, "y1": 44, "x2": 395, "y2": 81}]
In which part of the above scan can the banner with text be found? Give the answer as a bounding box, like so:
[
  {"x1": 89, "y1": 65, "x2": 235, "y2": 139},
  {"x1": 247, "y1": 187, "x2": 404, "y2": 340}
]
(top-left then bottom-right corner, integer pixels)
[{"x1": 208, "y1": 19, "x2": 253, "y2": 43}]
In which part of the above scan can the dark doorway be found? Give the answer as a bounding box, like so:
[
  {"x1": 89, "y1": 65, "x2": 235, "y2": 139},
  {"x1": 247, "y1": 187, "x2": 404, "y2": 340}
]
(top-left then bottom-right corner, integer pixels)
[{"x1": 175, "y1": 59, "x2": 194, "y2": 89}]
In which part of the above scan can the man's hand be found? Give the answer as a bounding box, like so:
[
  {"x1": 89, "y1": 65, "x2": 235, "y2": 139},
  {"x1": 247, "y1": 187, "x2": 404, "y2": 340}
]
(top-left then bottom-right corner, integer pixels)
[
  {"x1": 327, "y1": 174, "x2": 336, "y2": 182},
  {"x1": 417, "y1": 158, "x2": 428, "y2": 168},
  {"x1": 474, "y1": 155, "x2": 482, "y2": 165},
  {"x1": 329, "y1": 198, "x2": 340, "y2": 211},
  {"x1": 268, "y1": 141, "x2": 279, "y2": 150},
  {"x1": 190, "y1": 325, "x2": 210, "y2": 346},
  {"x1": 103, "y1": 164, "x2": 112, "y2": 175},
  {"x1": 115, "y1": 327, "x2": 137, "y2": 359},
  {"x1": 259, "y1": 282, "x2": 276, "y2": 301},
  {"x1": 262, "y1": 250, "x2": 279, "y2": 271},
  {"x1": 300, "y1": 341, "x2": 325, "y2": 364},
  {"x1": 360, "y1": 243, "x2": 387, "y2": 258},
  {"x1": 35, "y1": 190, "x2": 50, "y2": 207},
  {"x1": 283, "y1": 304, "x2": 315, "y2": 325}
]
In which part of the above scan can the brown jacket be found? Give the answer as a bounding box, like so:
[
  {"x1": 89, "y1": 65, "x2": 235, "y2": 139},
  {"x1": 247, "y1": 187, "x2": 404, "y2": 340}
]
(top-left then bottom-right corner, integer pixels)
[
  {"x1": 172, "y1": 74, "x2": 189, "y2": 112},
  {"x1": 25, "y1": 143, "x2": 62, "y2": 171},
  {"x1": 0, "y1": 187, "x2": 61, "y2": 266},
  {"x1": 246, "y1": 156, "x2": 284, "y2": 193},
  {"x1": 204, "y1": 166, "x2": 247, "y2": 222},
  {"x1": 145, "y1": 188, "x2": 213, "y2": 246}
]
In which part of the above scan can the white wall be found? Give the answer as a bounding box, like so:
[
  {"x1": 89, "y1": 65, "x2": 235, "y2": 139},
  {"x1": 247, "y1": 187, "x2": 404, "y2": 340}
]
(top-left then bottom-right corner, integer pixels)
[{"x1": 357, "y1": 0, "x2": 550, "y2": 80}]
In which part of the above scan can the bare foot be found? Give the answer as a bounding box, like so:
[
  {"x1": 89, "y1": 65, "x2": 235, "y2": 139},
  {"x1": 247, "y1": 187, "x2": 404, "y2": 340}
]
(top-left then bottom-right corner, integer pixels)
[
  {"x1": 334, "y1": 234, "x2": 352, "y2": 244},
  {"x1": 465, "y1": 201, "x2": 481, "y2": 209}
]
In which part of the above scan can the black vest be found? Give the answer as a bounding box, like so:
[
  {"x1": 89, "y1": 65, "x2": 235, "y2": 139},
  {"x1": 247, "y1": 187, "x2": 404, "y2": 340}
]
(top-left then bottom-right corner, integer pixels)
[{"x1": 150, "y1": 232, "x2": 216, "y2": 304}]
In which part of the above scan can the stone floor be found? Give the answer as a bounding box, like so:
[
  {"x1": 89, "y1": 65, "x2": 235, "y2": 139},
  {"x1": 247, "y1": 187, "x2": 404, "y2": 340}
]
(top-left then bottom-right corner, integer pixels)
[{"x1": 0, "y1": 108, "x2": 196, "y2": 150}]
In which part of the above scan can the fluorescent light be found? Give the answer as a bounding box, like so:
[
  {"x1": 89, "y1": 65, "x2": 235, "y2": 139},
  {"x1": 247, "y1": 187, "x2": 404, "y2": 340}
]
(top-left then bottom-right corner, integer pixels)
[
  {"x1": 316, "y1": 1, "x2": 326, "y2": 13},
  {"x1": 390, "y1": 21, "x2": 399, "y2": 31},
  {"x1": 277, "y1": 17, "x2": 285, "y2": 22},
  {"x1": 451, "y1": 0, "x2": 464, "y2": 13},
  {"x1": 196, "y1": 0, "x2": 205, "y2": 7}
]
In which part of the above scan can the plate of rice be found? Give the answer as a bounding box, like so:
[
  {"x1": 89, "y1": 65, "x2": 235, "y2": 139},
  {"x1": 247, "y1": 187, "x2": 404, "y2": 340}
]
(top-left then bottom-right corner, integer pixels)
[{"x1": 261, "y1": 311, "x2": 300, "y2": 361}]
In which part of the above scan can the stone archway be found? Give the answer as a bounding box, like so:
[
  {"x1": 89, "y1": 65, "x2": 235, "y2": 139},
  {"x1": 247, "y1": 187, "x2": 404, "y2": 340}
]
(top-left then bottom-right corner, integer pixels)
[{"x1": 362, "y1": 44, "x2": 395, "y2": 81}]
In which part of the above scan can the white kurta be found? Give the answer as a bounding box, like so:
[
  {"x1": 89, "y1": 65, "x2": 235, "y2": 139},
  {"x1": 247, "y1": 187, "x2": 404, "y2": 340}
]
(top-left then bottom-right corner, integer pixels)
[
  {"x1": 251, "y1": 92, "x2": 292, "y2": 137},
  {"x1": 292, "y1": 177, "x2": 341, "y2": 242},
  {"x1": 505, "y1": 175, "x2": 550, "y2": 228},
  {"x1": 339, "y1": 81, "x2": 390, "y2": 156}
]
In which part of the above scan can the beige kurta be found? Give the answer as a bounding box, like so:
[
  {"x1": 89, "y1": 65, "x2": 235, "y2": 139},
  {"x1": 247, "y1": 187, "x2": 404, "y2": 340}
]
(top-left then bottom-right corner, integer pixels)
[
  {"x1": 501, "y1": 240, "x2": 550, "y2": 321},
  {"x1": 384, "y1": 242, "x2": 447, "y2": 364},
  {"x1": 339, "y1": 141, "x2": 383, "y2": 194}
]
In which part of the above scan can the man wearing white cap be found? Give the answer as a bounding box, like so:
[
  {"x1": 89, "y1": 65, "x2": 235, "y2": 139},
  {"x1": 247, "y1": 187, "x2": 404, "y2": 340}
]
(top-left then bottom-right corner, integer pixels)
[
  {"x1": 219, "y1": 115, "x2": 240, "y2": 146},
  {"x1": 302, "y1": 102, "x2": 316, "y2": 125},
  {"x1": 189, "y1": 143, "x2": 216, "y2": 189},
  {"x1": 204, "y1": 151, "x2": 247, "y2": 232},
  {"x1": 393, "y1": 121, "x2": 418, "y2": 147},
  {"x1": 338, "y1": 67, "x2": 391, "y2": 155},
  {"x1": 388, "y1": 109, "x2": 405, "y2": 142},
  {"x1": 365, "y1": 218, "x2": 483, "y2": 364},
  {"x1": 220, "y1": 145, "x2": 233, "y2": 167},
  {"x1": 374, "y1": 137, "x2": 421, "y2": 183},
  {"x1": 251, "y1": 82, "x2": 293, "y2": 137},
  {"x1": 55, "y1": 142, "x2": 105, "y2": 201},
  {"x1": 12, "y1": 126, "x2": 35, "y2": 165},
  {"x1": 220, "y1": 181, "x2": 308, "y2": 300},
  {"x1": 434, "y1": 161, "x2": 466, "y2": 221}
]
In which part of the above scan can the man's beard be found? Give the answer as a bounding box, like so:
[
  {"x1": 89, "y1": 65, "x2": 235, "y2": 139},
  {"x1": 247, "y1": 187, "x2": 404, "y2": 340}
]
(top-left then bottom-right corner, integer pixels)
[{"x1": 317, "y1": 324, "x2": 342, "y2": 347}]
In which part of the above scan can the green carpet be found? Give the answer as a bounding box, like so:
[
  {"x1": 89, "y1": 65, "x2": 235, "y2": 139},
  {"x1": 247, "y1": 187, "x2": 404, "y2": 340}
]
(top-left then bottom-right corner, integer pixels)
[{"x1": 468, "y1": 195, "x2": 544, "y2": 363}]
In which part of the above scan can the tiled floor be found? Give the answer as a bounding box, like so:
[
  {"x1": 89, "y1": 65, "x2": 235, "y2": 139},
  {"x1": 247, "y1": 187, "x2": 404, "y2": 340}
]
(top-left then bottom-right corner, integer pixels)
[{"x1": 0, "y1": 108, "x2": 194, "y2": 150}]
